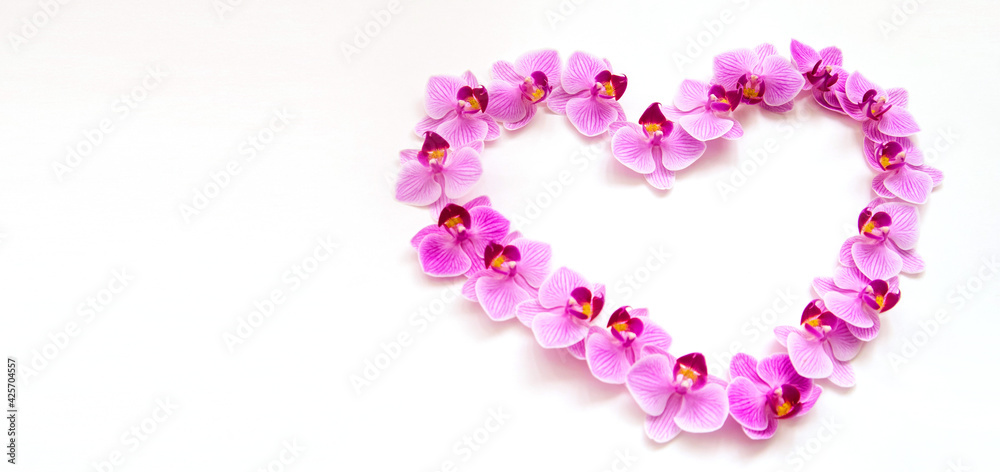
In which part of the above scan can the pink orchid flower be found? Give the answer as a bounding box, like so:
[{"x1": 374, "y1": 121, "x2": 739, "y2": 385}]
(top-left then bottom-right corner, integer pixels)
[
  {"x1": 669, "y1": 79, "x2": 744, "y2": 141},
  {"x1": 515, "y1": 267, "x2": 605, "y2": 348},
  {"x1": 789, "y1": 39, "x2": 849, "y2": 114},
  {"x1": 813, "y1": 266, "x2": 900, "y2": 342},
  {"x1": 712, "y1": 43, "x2": 805, "y2": 113},
  {"x1": 396, "y1": 132, "x2": 483, "y2": 207},
  {"x1": 585, "y1": 306, "x2": 672, "y2": 384},
  {"x1": 416, "y1": 71, "x2": 500, "y2": 148},
  {"x1": 840, "y1": 199, "x2": 924, "y2": 281},
  {"x1": 773, "y1": 300, "x2": 863, "y2": 387},
  {"x1": 727, "y1": 353, "x2": 822, "y2": 440},
  {"x1": 412, "y1": 201, "x2": 510, "y2": 277},
  {"x1": 839, "y1": 72, "x2": 919, "y2": 139},
  {"x1": 609, "y1": 103, "x2": 707, "y2": 190},
  {"x1": 864, "y1": 129, "x2": 943, "y2": 204},
  {"x1": 462, "y1": 239, "x2": 552, "y2": 321},
  {"x1": 626, "y1": 352, "x2": 729, "y2": 443},
  {"x1": 546, "y1": 51, "x2": 627, "y2": 137},
  {"x1": 486, "y1": 49, "x2": 561, "y2": 130}
]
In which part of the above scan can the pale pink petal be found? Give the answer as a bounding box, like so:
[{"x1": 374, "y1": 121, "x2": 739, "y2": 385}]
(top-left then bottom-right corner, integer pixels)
[
  {"x1": 790, "y1": 39, "x2": 821, "y2": 74},
  {"x1": 787, "y1": 331, "x2": 833, "y2": 379},
  {"x1": 729, "y1": 353, "x2": 764, "y2": 386},
  {"x1": 399, "y1": 149, "x2": 418, "y2": 164},
  {"x1": 661, "y1": 129, "x2": 707, "y2": 171},
  {"x1": 753, "y1": 43, "x2": 778, "y2": 59},
  {"x1": 437, "y1": 115, "x2": 487, "y2": 148},
  {"x1": 476, "y1": 276, "x2": 530, "y2": 321},
  {"x1": 632, "y1": 321, "x2": 672, "y2": 357},
  {"x1": 503, "y1": 104, "x2": 536, "y2": 131},
  {"x1": 885, "y1": 166, "x2": 932, "y2": 204},
  {"x1": 538, "y1": 267, "x2": 588, "y2": 309},
  {"x1": 461, "y1": 70, "x2": 478, "y2": 87},
  {"x1": 852, "y1": 241, "x2": 902, "y2": 280},
  {"x1": 395, "y1": 161, "x2": 441, "y2": 206},
  {"x1": 773, "y1": 326, "x2": 794, "y2": 346},
  {"x1": 643, "y1": 163, "x2": 675, "y2": 190},
  {"x1": 819, "y1": 46, "x2": 843, "y2": 66},
  {"x1": 414, "y1": 114, "x2": 448, "y2": 137},
  {"x1": 872, "y1": 173, "x2": 895, "y2": 198},
  {"x1": 845, "y1": 71, "x2": 881, "y2": 104},
  {"x1": 510, "y1": 238, "x2": 552, "y2": 288},
  {"x1": 611, "y1": 125, "x2": 656, "y2": 173},
  {"x1": 566, "y1": 96, "x2": 617, "y2": 137},
  {"x1": 878, "y1": 107, "x2": 920, "y2": 137},
  {"x1": 485, "y1": 81, "x2": 528, "y2": 124},
  {"x1": 674, "y1": 80, "x2": 710, "y2": 112},
  {"x1": 482, "y1": 115, "x2": 501, "y2": 141},
  {"x1": 812, "y1": 277, "x2": 838, "y2": 297},
  {"x1": 896, "y1": 243, "x2": 925, "y2": 274},
  {"x1": 721, "y1": 118, "x2": 744, "y2": 139},
  {"x1": 425, "y1": 76, "x2": 463, "y2": 119},
  {"x1": 824, "y1": 291, "x2": 873, "y2": 328},
  {"x1": 462, "y1": 270, "x2": 485, "y2": 301},
  {"x1": 727, "y1": 377, "x2": 768, "y2": 430},
  {"x1": 712, "y1": 49, "x2": 755, "y2": 89},
  {"x1": 679, "y1": 111, "x2": 733, "y2": 141},
  {"x1": 585, "y1": 329, "x2": 630, "y2": 384},
  {"x1": 515, "y1": 299, "x2": 551, "y2": 327},
  {"x1": 743, "y1": 417, "x2": 778, "y2": 440},
  {"x1": 645, "y1": 395, "x2": 683, "y2": 443},
  {"x1": 828, "y1": 357, "x2": 855, "y2": 388},
  {"x1": 848, "y1": 315, "x2": 880, "y2": 342},
  {"x1": 532, "y1": 311, "x2": 588, "y2": 349},
  {"x1": 759, "y1": 55, "x2": 805, "y2": 106},
  {"x1": 879, "y1": 202, "x2": 920, "y2": 250},
  {"x1": 625, "y1": 354, "x2": 674, "y2": 416},
  {"x1": 418, "y1": 232, "x2": 471, "y2": 277},
  {"x1": 887, "y1": 87, "x2": 909, "y2": 108},
  {"x1": 490, "y1": 60, "x2": 520, "y2": 83},
  {"x1": 827, "y1": 323, "x2": 863, "y2": 361},
  {"x1": 516, "y1": 49, "x2": 561, "y2": 84},
  {"x1": 562, "y1": 51, "x2": 606, "y2": 95},
  {"x1": 546, "y1": 87, "x2": 573, "y2": 114},
  {"x1": 674, "y1": 383, "x2": 728, "y2": 433},
  {"x1": 567, "y1": 338, "x2": 587, "y2": 360},
  {"x1": 441, "y1": 148, "x2": 482, "y2": 199}
]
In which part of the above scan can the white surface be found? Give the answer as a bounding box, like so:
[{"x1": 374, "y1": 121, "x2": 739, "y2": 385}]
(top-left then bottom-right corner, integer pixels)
[{"x1": 1, "y1": 0, "x2": 998, "y2": 470}]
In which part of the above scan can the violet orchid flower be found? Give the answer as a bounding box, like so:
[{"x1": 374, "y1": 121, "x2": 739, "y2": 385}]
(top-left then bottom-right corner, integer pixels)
[
  {"x1": 789, "y1": 39, "x2": 848, "y2": 114},
  {"x1": 669, "y1": 79, "x2": 743, "y2": 141},
  {"x1": 546, "y1": 51, "x2": 627, "y2": 137},
  {"x1": 585, "y1": 306, "x2": 672, "y2": 384},
  {"x1": 712, "y1": 43, "x2": 805, "y2": 113},
  {"x1": 839, "y1": 72, "x2": 919, "y2": 139},
  {"x1": 727, "y1": 353, "x2": 822, "y2": 440},
  {"x1": 514, "y1": 267, "x2": 605, "y2": 348},
  {"x1": 609, "y1": 103, "x2": 707, "y2": 190},
  {"x1": 462, "y1": 239, "x2": 552, "y2": 321},
  {"x1": 772, "y1": 300, "x2": 863, "y2": 387},
  {"x1": 487, "y1": 50, "x2": 561, "y2": 130},
  {"x1": 417, "y1": 71, "x2": 501, "y2": 148},
  {"x1": 396, "y1": 131, "x2": 483, "y2": 207},
  {"x1": 813, "y1": 266, "x2": 900, "y2": 342},
  {"x1": 625, "y1": 352, "x2": 729, "y2": 443},
  {"x1": 864, "y1": 129, "x2": 943, "y2": 204},
  {"x1": 840, "y1": 198, "x2": 924, "y2": 281},
  {"x1": 412, "y1": 201, "x2": 510, "y2": 277}
]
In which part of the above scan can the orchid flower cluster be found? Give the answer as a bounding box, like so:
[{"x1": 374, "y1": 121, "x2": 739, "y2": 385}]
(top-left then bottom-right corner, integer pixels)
[{"x1": 395, "y1": 42, "x2": 941, "y2": 443}]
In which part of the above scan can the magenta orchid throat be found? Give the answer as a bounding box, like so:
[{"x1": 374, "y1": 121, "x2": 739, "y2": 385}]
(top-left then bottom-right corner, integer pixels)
[{"x1": 395, "y1": 42, "x2": 940, "y2": 443}]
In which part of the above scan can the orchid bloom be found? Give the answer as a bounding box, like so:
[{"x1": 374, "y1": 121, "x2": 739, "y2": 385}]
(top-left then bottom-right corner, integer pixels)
[
  {"x1": 839, "y1": 72, "x2": 919, "y2": 139},
  {"x1": 841, "y1": 199, "x2": 924, "y2": 280},
  {"x1": 625, "y1": 352, "x2": 729, "y2": 443},
  {"x1": 584, "y1": 306, "x2": 672, "y2": 384},
  {"x1": 864, "y1": 129, "x2": 943, "y2": 204},
  {"x1": 546, "y1": 52, "x2": 627, "y2": 137},
  {"x1": 486, "y1": 50, "x2": 561, "y2": 130},
  {"x1": 773, "y1": 300, "x2": 863, "y2": 387},
  {"x1": 609, "y1": 103, "x2": 707, "y2": 189},
  {"x1": 712, "y1": 43, "x2": 805, "y2": 113},
  {"x1": 514, "y1": 267, "x2": 605, "y2": 348},
  {"x1": 789, "y1": 39, "x2": 849, "y2": 114},
  {"x1": 462, "y1": 238, "x2": 552, "y2": 321},
  {"x1": 396, "y1": 132, "x2": 483, "y2": 207},
  {"x1": 669, "y1": 79, "x2": 744, "y2": 141},
  {"x1": 412, "y1": 201, "x2": 510, "y2": 277},
  {"x1": 417, "y1": 71, "x2": 500, "y2": 148},
  {"x1": 727, "y1": 353, "x2": 822, "y2": 440},
  {"x1": 814, "y1": 266, "x2": 900, "y2": 342}
]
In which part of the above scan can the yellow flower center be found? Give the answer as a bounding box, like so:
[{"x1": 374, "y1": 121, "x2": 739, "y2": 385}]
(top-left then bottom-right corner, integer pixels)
[
  {"x1": 603, "y1": 82, "x2": 615, "y2": 97},
  {"x1": 644, "y1": 123, "x2": 661, "y2": 134},
  {"x1": 491, "y1": 255, "x2": 507, "y2": 269},
  {"x1": 443, "y1": 216, "x2": 464, "y2": 229},
  {"x1": 875, "y1": 294, "x2": 885, "y2": 308},
  {"x1": 743, "y1": 87, "x2": 759, "y2": 99},
  {"x1": 427, "y1": 149, "x2": 445, "y2": 164},
  {"x1": 467, "y1": 96, "x2": 481, "y2": 111},
  {"x1": 862, "y1": 221, "x2": 876, "y2": 234},
  {"x1": 612, "y1": 321, "x2": 629, "y2": 332},
  {"x1": 776, "y1": 401, "x2": 793, "y2": 417},
  {"x1": 580, "y1": 302, "x2": 592, "y2": 318},
  {"x1": 677, "y1": 365, "x2": 699, "y2": 382}
]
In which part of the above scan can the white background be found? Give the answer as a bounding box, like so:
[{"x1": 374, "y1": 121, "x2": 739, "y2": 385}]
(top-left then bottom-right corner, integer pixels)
[{"x1": 1, "y1": 0, "x2": 998, "y2": 470}]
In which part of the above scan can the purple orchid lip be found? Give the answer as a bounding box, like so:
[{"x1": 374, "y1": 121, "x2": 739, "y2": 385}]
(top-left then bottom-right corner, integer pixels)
[
  {"x1": 567, "y1": 286, "x2": 604, "y2": 322},
  {"x1": 483, "y1": 241, "x2": 521, "y2": 276},
  {"x1": 859, "y1": 88, "x2": 892, "y2": 120},
  {"x1": 806, "y1": 60, "x2": 839, "y2": 92},
  {"x1": 594, "y1": 70, "x2": 627, "y2": 100},
  {"x1": 800, "y1": 299, "x2": 836, "y2": 339},
  {"x1": 417, "y1": 131, "x2": 450, "y2": 169},
  {"x1": 606, "y1": 306, "x2": 644, "y2": 346},
  {"x1": 638, "y1": 102, "x2": 674, "y2": 140},
  {"x1": 862, "y1": 280, "x2": 901, "y2": 313},
  {"x1": 522, "y1": 71, "x2": 552, "y2": 104},
  {"x1": 876, "y1": 141, "x2": 906, "y2": 170},
  {"x1": 457, "y1": 85, "x2": 489, "y2": 113},
  {"x1": 438, "y1": 203, "x2": 472, "y2": 240},
  {"x1": 673, "y1": 352, "x2": 708, "y2": 393},
  {"x1": 707, "y1": 84, "x2": 741, "y2": 113},
  {"x1": 768, "y1": 384, "x2": 802, "y2": 418},
  {"x1": 858, "y1": 209, "x2": 892, "y2": 240},
  {"x1": 737, "y1": 73, "x2": 766, "y2": 105}
]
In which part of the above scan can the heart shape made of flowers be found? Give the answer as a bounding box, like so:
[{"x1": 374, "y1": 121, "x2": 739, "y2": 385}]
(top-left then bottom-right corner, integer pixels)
[{"x1": 395, "y1": 42, "x2": 941, "y2": 443}]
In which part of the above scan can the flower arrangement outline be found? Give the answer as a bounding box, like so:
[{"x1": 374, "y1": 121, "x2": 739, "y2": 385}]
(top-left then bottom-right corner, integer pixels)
[{"x1": 395, "y1": 41, "x2": 941, "y2": 442}]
